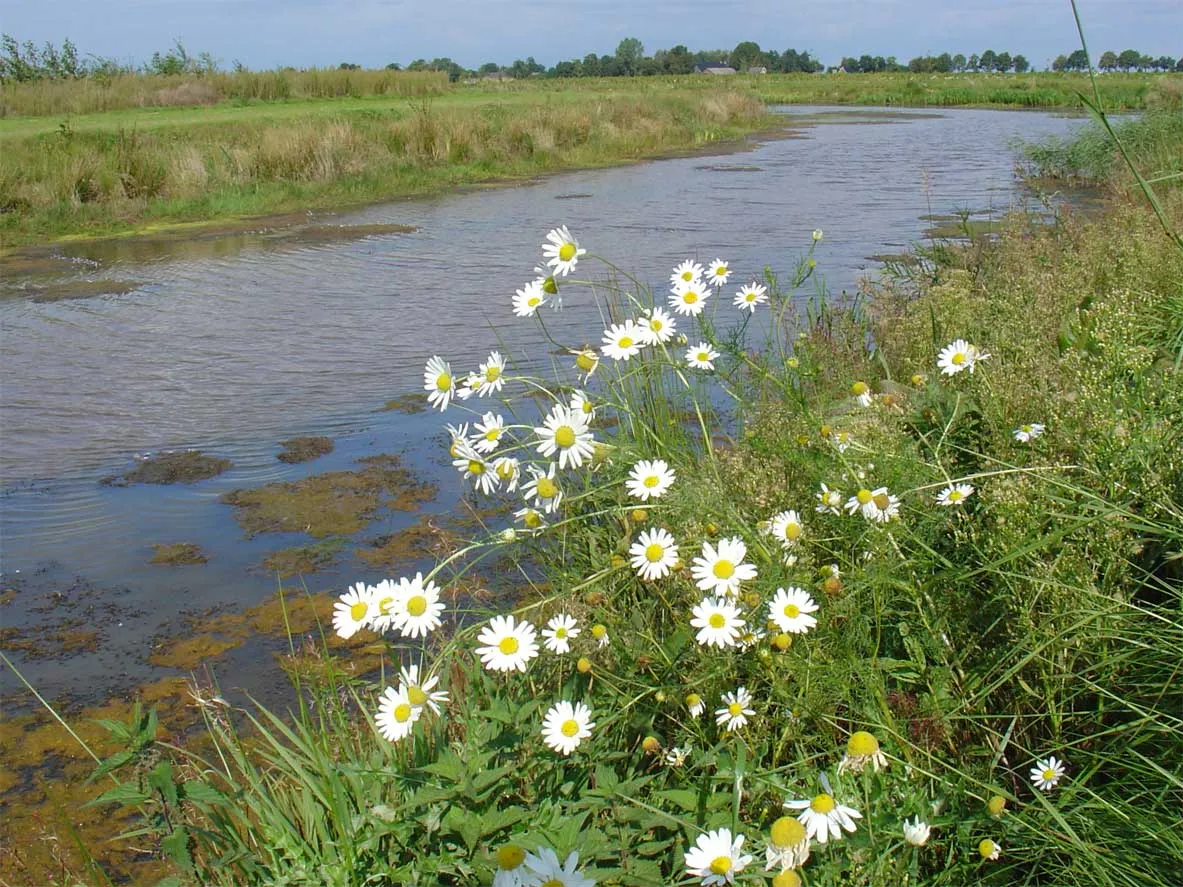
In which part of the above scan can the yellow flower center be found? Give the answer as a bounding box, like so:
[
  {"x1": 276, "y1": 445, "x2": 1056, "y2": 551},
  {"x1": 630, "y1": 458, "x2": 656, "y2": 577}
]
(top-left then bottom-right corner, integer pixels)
[
  {"x1": 783, "y1": 603, "x2": 800, "y2": 619},
  {"x1": 468, "y1": 460, "x2": 484, "y2": 475},
  {"x1": 618, "y1": 335, "x2": 634, "y2": 348},
  {"x1": 873, "y1": 492, "x2": 891, "y2": 510},
  {"x1": 1021, "y1": 424, "x2": 1032, "y2": 433},
  {"x1": 773, "y1": 871, "x2": 802, "y2": 887},
  {"x1": 948, "y1": 490, "x2": 963, "y2": 501},
  {"x1": 554, "y1": 627, "x2": 567, "y2": 638},
  {"x1": 591, "y1": 624, "x2": 607, "y2": 639},
  {"x1": 728, "y1": 702, "x2": 743, "y2": 716},
  {"x1": 847, "y1": 730, "x2": 879, "y2": 756},
  {"x1": 683, "y1": 292, "x2": 698, "y2": 304},
  {"x1": 856, "y1": 489, "x2": 872, "y2": 504},
  {"x1": 576, "y1": 352, "x2": 596, "y2": 371},
  {"x1": 1042, "y1": 768, "x2": 1057, "y2": 781},
  {"x1": 528, "y1": 295, "x2": 541, "y2": 307},
  {"x1": 581, "y1": 400, "x2": 593, "y2": 414},
  {"x1": 496, "y1": 845, "x2": 525, "y2": 870},
  {"x1": 406, "y1": 595, "x2": 427, "y2": 617},
  {"x1": 498, "y1": 636, "x2": 519, "y2": 655},
  {"x1": 485, "y1": 365, "x2": 501, "y2": 382},
  {"x1": 697, "y1": 352, "x2": 709, "y2": 361},
  {"x1": 851, "y1": 381, "x2": 869, "y2": 396},
  {"x1": 560, "y1": 718, "x2": 580, "y2": 737},
  {"x1": 952, "y1": 352, "x2": 966, "y2": 365},
  {"x1": 770, "y1": 816, "x2": 806, "y2": 847},
  {"x1": 542, "y1": 276, "x2": 558, "y2": 294},
  {"x1": 643, "y1": 474, "x2": 660, "y2": 488},
  {"x1": 349, "y1": 601, "x2": 368, "y2": 621},
  {"x1": 542, "y1": 880, "x2": 564, "y2": 887},
  {"x1": 712, "y1": 559, "x2": 735, "y2": 580},
  {"x1": 651, "y1": 318, "x2": 664, "y2": 331},
  {"x1": 435, "y1": 372, "x2": 451, "y2": 391},
  {"x1": 407, "y1": 686, "x2": 428, "y2": 705},
  {"x1": 987, "y1": 796, "x2": 1007, "y2": 816},
  {"x1": 708, "y1": 613, "x2": 726, "y2": 629},
  {"x1": 810, "y1": 793, "x2": 836, "y2": 814},
  {"x1": 554, "y1": 425, "x2": 576, "y2": 448},
  {"x1": 681, "y1": 270, "x2": 694, "y2": 281},
  {"x1": 784, "y1": 522, "x2": 801, "y2": 541},
  {"x1": 497, "y1": 461, "x2": 514, "y2": 479},
  {"x1": 645, "y1": 543, "x2": 665, "y2": 563},
  {"x1": 393, "y1": 703, "x2": 412, "y2": 723},
  {"x1": 536, "y1": 477, "x2": 558, "y2": 499},
  {"x1": 978, "y1": 839, "x2": 997, "y2": 859},
  {"x1": 485, "y1": 428, "x2": 500, "y2": 442},
  {"x1": 524, "y1": 510, "x2": 542, "y2": 528},
  {"x1": 558, "y1": 242, "x2": 577, "y2": 262},
  {"x1": 709, "y1": 856, "x2": 732, "y2": 876},
  {"x1": 377, "y1": 596, "x2": 394, "y2": 615}
]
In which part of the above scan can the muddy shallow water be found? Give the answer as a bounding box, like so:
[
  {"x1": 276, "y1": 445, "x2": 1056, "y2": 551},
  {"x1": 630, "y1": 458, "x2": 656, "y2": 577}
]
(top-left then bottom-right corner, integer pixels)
[{"x1": 0, "y1": 106, "x2": 1090, "y2": 706}]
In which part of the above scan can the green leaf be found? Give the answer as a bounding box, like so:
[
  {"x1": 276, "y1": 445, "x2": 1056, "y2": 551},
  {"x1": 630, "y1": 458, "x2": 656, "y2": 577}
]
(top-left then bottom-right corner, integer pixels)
[
  {"x1": 87, "y1": 749, "x2": 136, "y2": 783},
  {"x1": 161, "y1": 825, "x2": 193, "y2": 874},
  {"x1": 657, "y1": 788, "x2": 699, "y2": 814},
  {"x1": 179, "y1": 780, "x2": 226, "y2": 807},
  {"x1": 147, "y1": 761, "x2": 179, "y2": 810},
  {"x1": 84, "y1": 782, "x2": 151, "y2": 808}
]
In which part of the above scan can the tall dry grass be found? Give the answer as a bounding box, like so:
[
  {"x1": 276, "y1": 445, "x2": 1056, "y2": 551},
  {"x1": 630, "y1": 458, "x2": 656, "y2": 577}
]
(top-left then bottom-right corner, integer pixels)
[{"x1": 0, "y1": 69, "x2": 450, "y2": 117}]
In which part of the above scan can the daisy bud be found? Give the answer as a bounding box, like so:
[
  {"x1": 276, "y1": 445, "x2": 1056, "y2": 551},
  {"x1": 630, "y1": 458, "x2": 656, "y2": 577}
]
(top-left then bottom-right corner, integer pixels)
[
  {"x1": 978, "y1": 838, "x2": 1001, "y2": 861},
  {"x1": 742, "y1": 590, "x2": 762, "y2": 609},
  {"x1": 773, "y1": 871, "x2": 801, "y2": 887},
  {"x1": 705, "y1": 522, "x2": 719, "y2": 536},
  {"x1": 785, "y1": 357, "x2": 800, "y2": 369},
  {"x1": 630, "y1": 508, "x2": 648, "y2": 523},
  {"x1": 577, "y1": 657, "x2": 592, "y2": 673},
  {"x1": 611, "y1": 555, "x2": 627, "y2": 568},
  {"x1": 819, "y1": 424, "x2": 832, "y2": 437},
  {"x1": 654, "y1": 690, "x2": 667, "y2": 702},
  {"x1": 757, "y1": 648, "x2": 773, "y2": 664},
  {"x1": 986, "y1": 795, "x2": 1007, "y2": 817},
  {"x1": 585, "y1": 592, "x2": 605, "y2": 607},
  {"x1": 642, "y1": 736, "x2": 661, "y2": 754},
  {"x1": 823, "y1": 575, "x2": 843, "y2": 596},
  {"x1": 773, "y1": 632, "x2": 792, "y2": 651},
  {"x1": 796, "y1": 433, "x2": 810, "y2": 447},
  {"x1": 496, "y1": 844, "x2": 525, "y2": 871},
  {"x1": 811, "y1": 229, "x2": 823, "y2": 242}
]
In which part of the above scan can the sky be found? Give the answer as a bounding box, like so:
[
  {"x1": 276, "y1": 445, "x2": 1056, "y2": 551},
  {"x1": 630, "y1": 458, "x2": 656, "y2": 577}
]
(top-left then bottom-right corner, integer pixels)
[{"x1": 2, "y1": 0, "x2": 1179, "y2": 71}]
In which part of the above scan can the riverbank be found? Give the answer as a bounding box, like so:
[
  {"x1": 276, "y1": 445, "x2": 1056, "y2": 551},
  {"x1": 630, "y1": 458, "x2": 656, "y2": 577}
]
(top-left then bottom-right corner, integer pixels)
[{"x1": 2, "y1": 73, "x2": 1179, "y2": 249}]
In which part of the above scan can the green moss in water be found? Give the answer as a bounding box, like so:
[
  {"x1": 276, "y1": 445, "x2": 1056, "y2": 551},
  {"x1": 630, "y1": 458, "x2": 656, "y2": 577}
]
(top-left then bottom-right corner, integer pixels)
[
  {"x1": 101, "y1": 450, "x2": 231, "y2": 486},
  {"x1": 150, "y1": 542, "x2": 208, "y2": 565},
  {"x1": 277, "y1": 435, "x2": 334, "y2": 464}
]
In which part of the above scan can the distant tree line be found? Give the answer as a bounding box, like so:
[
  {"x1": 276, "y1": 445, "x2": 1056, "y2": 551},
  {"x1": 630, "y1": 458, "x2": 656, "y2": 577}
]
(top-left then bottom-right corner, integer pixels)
[
  {"x1": 0, "y1": 35, "x2": 220, "y2": 82},
  {"x1": 1055, "y1": 48, "x2": 1180, "y2": 72},
  {"x1": 838, "y1": 50, "x2": 1031, "y2": 73}
]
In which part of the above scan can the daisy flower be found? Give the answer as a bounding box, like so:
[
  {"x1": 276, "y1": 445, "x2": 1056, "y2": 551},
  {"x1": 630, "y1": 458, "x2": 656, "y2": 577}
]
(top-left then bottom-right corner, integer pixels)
[
  {"x1": 375, "y1": 685, "x2": 421, "y2": 743},
  {"x1": 601, "y1": 321, "x2": 645, "y2": 361},
  {"x1": 472, "y1": 351, "x2": 506, "y2": 397},
  {"x1": 733, "y1": 282, "x2": 768, "y2": 313},
  {"x1": 368, "y1": 579, "x2": 400, "y2": 632},
  {"x1": 903, "y1": 817, "x2": 931, "y2": 847},
  {"x1": 332, "y1": 583, "x2": 375, "y2": 639},
  {"x1": 670, "y1": 259, "x2": 705, "y2": 287},
  {"x1": 664, "y1": 745, "x2": 692, "y2": 767},
  {"x1": 453, "y1": 440, "x2": 498, "y2": 495},
  {"x1": 691, "y1": 537, "x2": 757, "y2": 598},
  {"x1": 669, "y1": 279, "x2": 711, "y2": 316},
  {"x1": 569, "y1": 389, "x2": 595, "y2": 420},
  {"x1": 423, "y1": 355, "x2": 456, "y2": 411},
  {"x1": 769, "y1": 510, "x2": 804, "y2": 548},
  {"x1": 638, "y1": 306, "x2": 677, "y2": 345},
  {"x1": 476, "y1": 614, "x2": 539, "y2": 673},
  {"x1": 812, "y1": 228, "x2": 823, "y2": 242},
  {"x1": 522, "y1": 463, "x2": 563, "y2": 514},
  {"x1": 767, "y1": 586, "x2": 818, "y2": 635},
  {"x1": 784, "y1": 792, "x2": 862, "y2": 844},
  {"x1": 690, "y1": 596, "x2": 745, "y2": 648},
  {"x1": 514, "y1": 506, "x2": 546, "y2": 532},
  {"x1": 1030, "y1": 755, "x2": 1066, "y2": 791},
  {"x1": 686, "y1": 692, "x2": 705, "y2": 717},
  {"x1": 685, "y1": 342, "x2": 720, "y2": 370},
  {"x1": 522, "y1": 848, "x2": 595, "y2": 887},
  {"x1": 838, "y1": 731, "x2": 888, "y2": 773},
  {"x1": 850, "y1": 381, "x2": 873, "y2": 407},
  {"x1": 629, "y1": 527, "x2": 679, "y2": 581},
  {"x1": 493, "y1": 456, "x2": 521, "y2": 491},
  {"x1": 542, "y1": 613, "x2": 581, "y2": 654},
  {"x1": 590, "y1": 623, "x2": 609, "y2": 648},
  {"x1": 626, "y1": 458, "x2": 676, "y2": 500},
  {"x1": 386, "y1": 572, "x2": 445, "y2": 639},
  {"x1": 494, "y1": 845, "x2": 527, "y2": 887},
  {"x1": 765, "y1": 816, "x2": 811, "y2": 871},
  {"x1": 830, "y1": 429, "x2": 851, "y2": 453},
  {"x1": 737, "y1": 625, "x2": 766, "y2": 650},
  {"x1": 533, "y1": 264, "x2": 560, "y2": 295},
  {"x1": 845, "y1": 487, "x2": 899, "y2": 523},
  {"x1": 541, "y1": 700, "x2": 594, "y2": 756},
  {"x1": 1013, "y1": 423, "x2": 1046, "y2": 442},
  {"x1": 513, "y1": 281, "x2": 549, "y2": 317},
  {"x1": 399, "y1": 662, "x2": 449, "y2": 714},
  {"x1": 978, "y1": 839, "x2": 1001, "y2": 861},
  {"x1": 472, "y1": 412, "x2": 507, "y2": 454},
  {"x1": 706, "y1": 259, "x2": 730, "y2": 288},
  {"x1": 684, "y1": 828, "x2": 752, "y2": 886},
  {"x1": 542, "y1": 225, "x2": 586, "y2": 277},
  {"x1": 535, "y1": 404, "x2": 595, "y2": 470},
  {"x1": 936, "y1": 339, "x2": 990, "y2": 376},
  {"x1": 936, "y1": 483, "x2": 974, "y2": 506},
  {"x1": 815, "y1": 483, "x2": 843, "y2": 514},
  {"x1": 715, "y1": 687, "x2": 755, "y2": 732},
  {"x1": 445, "y1": 422, "x2": 470, "y2": 458},
  {"x1": 571, "y1": 347, "x2": 599, "y2": 379}
]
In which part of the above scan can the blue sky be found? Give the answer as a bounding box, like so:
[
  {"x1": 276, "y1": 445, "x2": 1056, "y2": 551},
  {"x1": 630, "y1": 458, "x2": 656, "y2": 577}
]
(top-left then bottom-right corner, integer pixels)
[{"x1": 3, "y1": 0, "x2": 1179, "y2": 70}]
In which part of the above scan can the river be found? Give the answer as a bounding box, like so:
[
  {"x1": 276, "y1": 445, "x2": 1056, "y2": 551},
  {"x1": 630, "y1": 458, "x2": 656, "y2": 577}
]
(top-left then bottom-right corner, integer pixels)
[{"x1": 0, "y1": 106, "x2": 1090, "y2": 703}]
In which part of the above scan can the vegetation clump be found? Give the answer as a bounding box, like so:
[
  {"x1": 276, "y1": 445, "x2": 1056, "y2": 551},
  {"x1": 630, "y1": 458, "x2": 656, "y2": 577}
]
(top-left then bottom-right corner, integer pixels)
[
  {"x1": 149, "y1": 542, "x2": 208, "y2": 565},
  {"x1": 276, "y1": 435, "x2": 334, "y2": 464},
  {"x1": 101, "y1": 450, "x2": 231, "y2": 485},
  {"x1": 261, "y1": 538, "x2": 345, "y2": 576}
]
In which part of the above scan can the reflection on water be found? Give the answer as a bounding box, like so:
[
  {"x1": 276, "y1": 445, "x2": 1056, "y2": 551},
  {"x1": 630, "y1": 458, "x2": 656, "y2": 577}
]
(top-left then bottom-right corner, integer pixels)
[{"x1": 0, "y1": 106, "x2": 1091, "y2": 700}]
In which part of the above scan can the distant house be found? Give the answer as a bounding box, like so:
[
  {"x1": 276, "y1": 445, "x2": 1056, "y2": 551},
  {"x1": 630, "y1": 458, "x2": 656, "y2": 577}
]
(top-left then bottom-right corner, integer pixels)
[
  {"x1": 746, "y1": 66, "x2": 768, "y2": 75},
  {"x1": 695, "y1": 63, "x2": 737, "y2": 75}
]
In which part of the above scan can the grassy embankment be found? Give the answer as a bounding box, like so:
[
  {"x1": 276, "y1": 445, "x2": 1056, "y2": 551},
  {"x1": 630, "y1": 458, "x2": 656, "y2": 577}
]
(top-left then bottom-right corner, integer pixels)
[
  {"x1": 2, "y1": 71, "x2": 1179, "y2": 249},
  {"x1": 59, "y1": 95, "x2": 1183, "y2": 886}
]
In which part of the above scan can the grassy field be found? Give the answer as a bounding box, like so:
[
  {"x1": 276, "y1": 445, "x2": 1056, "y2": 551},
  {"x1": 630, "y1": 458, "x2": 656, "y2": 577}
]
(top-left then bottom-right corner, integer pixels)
[
  {"x1": 44, "y1": 106, "x2": 1180, "y2": 886},
  {"x1": 1, "y1": 71, "x2": 1179, "y2": 249}
]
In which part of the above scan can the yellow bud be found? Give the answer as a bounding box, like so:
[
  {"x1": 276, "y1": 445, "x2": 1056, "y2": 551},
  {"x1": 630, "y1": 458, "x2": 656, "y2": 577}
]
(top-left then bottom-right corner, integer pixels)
[
  {"x1": 770, "y1": 816, "x2": 807, "y2": 847},
  {"x1": 785, "y1": 357, "x2": 800, "y2": 369},
  {"x1": 642, "y1": 736, "x2": 661, "y2": 754},
  {"x1": 987, "y1": 795, "x2": 1007, "y2": 816},
  {"x1": 585, "y1": 591, "x2": 605, "y2": 607},
  {"x1": 823, "y1": 575, "x2": 843, "y2": 596},
  {"x1": 611, "y1": 555, "x2": 627, "y2": 568},
  {"x1": 630, "y1": 508, "x2": 648, "y2": 523},
  {"x1": 496, "y1": 844, "x2": 525, "y2": 870},
  {"x1": 772, "y1": 871, "x2": 802, "y2": 887},
  {"x1": 795, "y1": 433, "x2": 810, "y2": 447},
  {"x1": 819, "y1": 424, "x2": 832, "y2": 437},
  {"x1": 773, "y1": 633, "x2": 792, "y2": 651},
  {"x1": 705, "y1": 522, "x2": 719, "y2": 536},
  {"x1": 577, "y1": 657, "x2": 592, "y2": 673}
]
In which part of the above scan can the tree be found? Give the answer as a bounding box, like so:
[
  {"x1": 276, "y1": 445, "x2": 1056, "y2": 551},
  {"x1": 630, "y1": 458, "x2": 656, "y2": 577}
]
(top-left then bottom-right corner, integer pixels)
[
  {"x1": 979, "y1": 49, "x2": 998, "y2": 71},
  {"x1": 952, "y1": 53, "x2": 966, "y2": 72},
  {"x1": 1117, "y1": 48, "x2": 1141, "y2": 71},
  {"x1": 1098, "y1": 50, "x2": 1118, "y2": 71},
  {"x1": 968, "y1": 53, "x2": 980, "y2": 71},
  {"x1": 1013, "y1": 54, "x2": 1030, "y2": 73},
  {"x1": 664, "y1": 44, "x2": 694, "y2": 75},
  {"x1": 1154, "y1": 56, "x2": 1176, "y2": 72},
  {"x1": 935, "y1": 52, "x2": 953, "y2": 73},
  {"x1": 995, "y1": 51, "x2": 1012, "y2": 72},
  {"x1": 615, "y1": 37, "x2": 643, "y2": 73},
  {"x1": 581, "y1": 53, "x2": 600, "y2": 76},
  {"x1": 728, "y1": 41, "x2": 764, "y2": 71}
]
